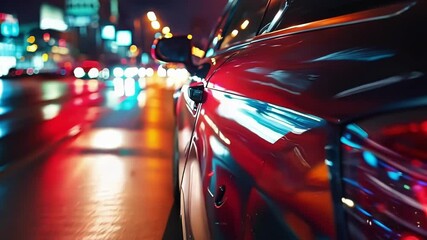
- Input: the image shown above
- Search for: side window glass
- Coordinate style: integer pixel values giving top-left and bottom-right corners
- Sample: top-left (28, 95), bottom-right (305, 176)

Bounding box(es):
top-left (277, 0), bottom-right (399, 30)
top-left (219, 0), bottom-right (270, 50)
top-left (258, 0), bottom-right (287, 34)
top-left (277, 0), bottom-right (328, 29)
top-left (205, 9), bottom-right (233, 57)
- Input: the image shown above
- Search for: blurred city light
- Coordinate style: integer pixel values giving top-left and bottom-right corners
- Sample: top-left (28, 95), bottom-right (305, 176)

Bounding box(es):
top-left (166, 68), bottom-right (175, 78)
top-left (138, 78), bottom-right (146, 89)
top-left (0, 80), bottom-right (3, 98)
top-left (341, 197), bottom-right (355, 208)
top-left (124, 78), bottom-right (136, 96)
top-left (87, 79), bottom-right (99, 92)
top-left (42, 104), bottom-right (61, 120)
top-left (147, 11), bottom-right (157, 21)
top-left (129, 45), bottom-right (138, 57)
top-left (26, 44), bottom-right (38, 52)
top-left (0, 56), bottom-right (16, 77)
top-left (51, 46), bottom-right (70, 55)
top-left (192, 46), bottom-right (205, 58)
top-left (0, 14), bottom-right (19, 37)
top-left (27, 36), bottom-right (36, 44)
top-left (74, 67), bottom-right (85, 78)
top-left (74, 79), bottom-right (85, 94)
top-left (43, 33), bottom-right (51, 42)
top-left (40, 4), bottom-right (68, 31)
top-left (157, 65), bottom-right (166, 77)
top-left (26, 68), bottom-right (34, 75)
top-left (33, 56), bottom-right (44, 69)
top-left (141, 53), bottom-right (150, 65)
top-left (100, 68), bottom-right (110, 79)
top-left (138, 68), bottom-right (146, 78)
top-left (124, 67), bottom-right (138, 78)
top-left (146, 68), bottom-right (154, 77)
top-left (151, 21), bottom-right (161, 30)
top-left (240, 20), bottom-right (249, 30)
top-left (113, 67), bottom-right (124, 78)
top-left (116, 30), bottom-right (132, 46)
top-left (154, 32), bottom-right (162, 39)
top-left (162, 26), bottom-right (170, 35)
top-left (187, 34), bottom-right (193, 40)
top-left (164, 33), bottom-right (173, 38)
top-left (231, 29), bottom-right (239, 37)
top-left (101, 25), bottom-right (116, 40)
top-left (88, 68), bottom-right (99, 78)
top-left (113, 77), bottom-right (125, 96)
top-left (137, 91), bottom-right (147, 107)
top-left (42, 53), bottom-right (49, 62)
top-left (58, 39), bottom-right (67, 47)
top-left (40, 80), bottom-right (64, 101)
top-left (90, 129), bottom-right (124, 150)
top-left (129, 45), bottom-right (138, 53)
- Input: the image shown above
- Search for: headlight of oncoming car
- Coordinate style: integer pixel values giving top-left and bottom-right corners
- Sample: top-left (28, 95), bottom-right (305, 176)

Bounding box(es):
top-left (341, 108), bottom-right (427, 240)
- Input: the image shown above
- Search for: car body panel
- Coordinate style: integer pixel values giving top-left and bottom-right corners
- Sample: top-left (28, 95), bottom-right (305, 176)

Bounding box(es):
top-left (176, 48), bottom-right (243, 239)
top-left (196, 88), bottom-right (332, 239)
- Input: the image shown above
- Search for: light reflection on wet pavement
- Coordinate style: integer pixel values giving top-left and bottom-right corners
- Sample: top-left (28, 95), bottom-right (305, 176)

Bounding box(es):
top-left (0, 76), bottom-right (179, 239)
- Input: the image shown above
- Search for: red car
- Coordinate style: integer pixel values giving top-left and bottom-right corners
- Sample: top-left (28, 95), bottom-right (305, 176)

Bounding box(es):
top-left (73, 60), bottom-right (102, 79)
top-left (152, 0), bottom-right (427, 239)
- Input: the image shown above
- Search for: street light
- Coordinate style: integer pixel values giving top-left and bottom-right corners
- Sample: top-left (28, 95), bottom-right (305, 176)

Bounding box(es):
top-left (147, 11), bottom-right (157, 21)
top-left (151, 21), bottom-right (161, 30)
top-left (162, 26), bottom-right (170, 35)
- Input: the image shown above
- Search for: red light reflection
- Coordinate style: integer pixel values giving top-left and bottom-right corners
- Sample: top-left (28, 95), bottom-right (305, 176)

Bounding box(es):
top-left (413, 184), bottom-right (427, 217)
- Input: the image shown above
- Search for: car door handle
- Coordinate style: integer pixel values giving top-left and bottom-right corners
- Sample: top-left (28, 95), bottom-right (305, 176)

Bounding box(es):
top-left (214, 185), bottom-right (226, 207)
top-left (188, 82), bottom-right (205, 104)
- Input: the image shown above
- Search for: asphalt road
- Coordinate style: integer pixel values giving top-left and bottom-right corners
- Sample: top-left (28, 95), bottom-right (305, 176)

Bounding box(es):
top-left (0, 75), bottom-right (182, 239)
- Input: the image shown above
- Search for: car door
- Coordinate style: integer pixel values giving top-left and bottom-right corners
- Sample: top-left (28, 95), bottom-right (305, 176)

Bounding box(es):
top-left (178, 0), bottom-right (275, 239)
top-left (176, 1), bottom-right (246, 239)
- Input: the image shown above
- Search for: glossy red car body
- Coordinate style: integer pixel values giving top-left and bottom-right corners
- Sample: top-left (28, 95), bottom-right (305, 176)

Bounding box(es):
top-left (153, 0), bottom-right (427, 239)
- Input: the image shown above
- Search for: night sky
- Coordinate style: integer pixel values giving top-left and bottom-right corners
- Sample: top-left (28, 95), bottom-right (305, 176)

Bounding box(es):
top-left (1, 0), bottom-right (227, 40)
top-left (1, 0), bottom-right (64, 23)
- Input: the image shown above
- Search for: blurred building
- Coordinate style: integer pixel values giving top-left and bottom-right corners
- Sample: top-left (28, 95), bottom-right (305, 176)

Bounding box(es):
top-left (65, 0), bottom-right (101, 59)
top-left (3, 4), bottom-right (78, 76)
top-left (64, 0), bottom-right (129, 64)
top-left (16, 29), bottom-right (76, 75)
top-left (0, 13), bottom-right (21, 77)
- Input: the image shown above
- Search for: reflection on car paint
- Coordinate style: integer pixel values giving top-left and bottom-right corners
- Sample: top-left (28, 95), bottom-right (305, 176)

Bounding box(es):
top-left (0, 120), bottom-right (10, 139)
top-left (311, 48), bottom-right (395, 62)
top-left (202, 114), bottom-right (231, 145)
top-left (335, 71), bottom-right (424, 98)
top-left (342, 118), bottom-right (427, 239)
top-left (245, 68), bottom-right (313, 94)
top-left (211, 90), bottom-right (323, 144)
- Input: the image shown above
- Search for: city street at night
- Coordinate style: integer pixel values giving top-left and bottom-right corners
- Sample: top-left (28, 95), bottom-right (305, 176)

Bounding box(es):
top-left (0, 75), bottom-right (181, 239)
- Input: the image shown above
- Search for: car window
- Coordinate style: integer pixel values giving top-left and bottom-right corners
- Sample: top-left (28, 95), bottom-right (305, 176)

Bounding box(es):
top-left (258, 0), bottom-right (287, 34)
top-left (219, 0), bottom-right (270, 50)
top-left (276, 0), bottom-right (400, 30)
top-left (205, 8), bottom-right (233, 58)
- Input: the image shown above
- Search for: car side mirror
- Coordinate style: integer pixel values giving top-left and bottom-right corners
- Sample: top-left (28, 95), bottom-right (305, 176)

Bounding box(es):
top-left (151, 36), bottom-right (196, 73)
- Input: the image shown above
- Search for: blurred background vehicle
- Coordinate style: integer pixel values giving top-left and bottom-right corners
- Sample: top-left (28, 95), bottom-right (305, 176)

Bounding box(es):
top-left (73, 60), bottom-right (102, 79)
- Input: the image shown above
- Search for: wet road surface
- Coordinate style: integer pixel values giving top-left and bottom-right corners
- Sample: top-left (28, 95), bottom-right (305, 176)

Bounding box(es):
top-left (0, 75), bottom-right (182, 239)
